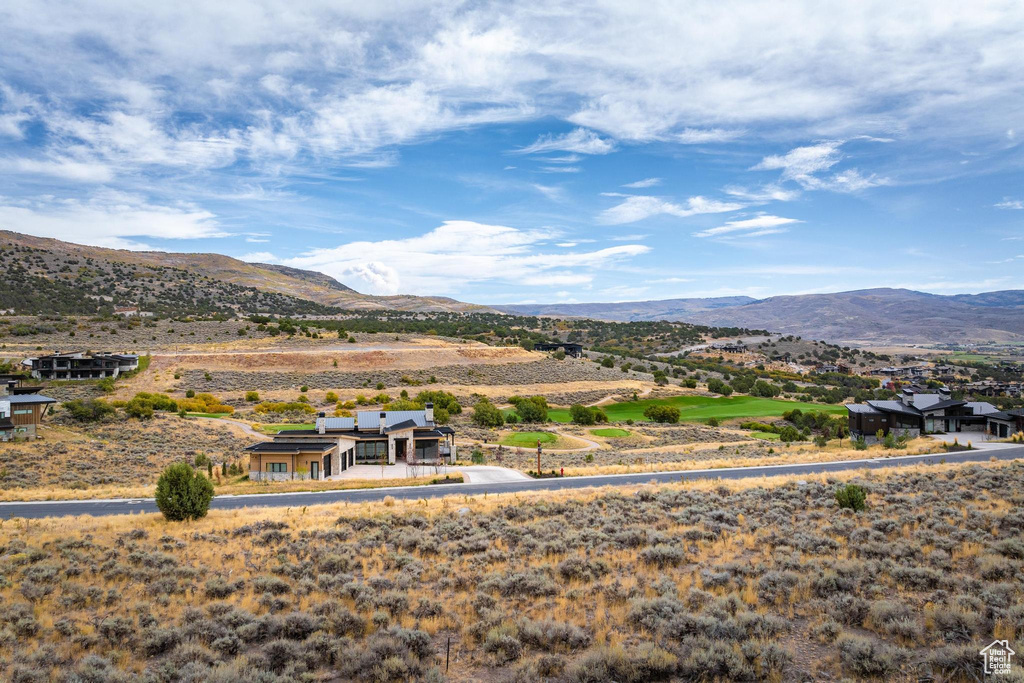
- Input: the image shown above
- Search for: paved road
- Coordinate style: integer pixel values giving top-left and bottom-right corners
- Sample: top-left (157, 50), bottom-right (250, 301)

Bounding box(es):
top-left (3, 446), bottom-right (1021, 519)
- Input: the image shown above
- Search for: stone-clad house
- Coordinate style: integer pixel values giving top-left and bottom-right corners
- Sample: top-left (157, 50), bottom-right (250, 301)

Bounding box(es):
top-left (246, 404), bottom-right (456, 481)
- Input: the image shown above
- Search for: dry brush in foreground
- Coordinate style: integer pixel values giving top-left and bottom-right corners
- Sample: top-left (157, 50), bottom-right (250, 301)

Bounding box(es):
top-left (0, 462), bottom-right (1022, 681)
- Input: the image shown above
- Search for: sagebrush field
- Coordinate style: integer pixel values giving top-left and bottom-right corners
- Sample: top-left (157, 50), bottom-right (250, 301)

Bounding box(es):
top-left (1, 462), bottom-right (1022, 681)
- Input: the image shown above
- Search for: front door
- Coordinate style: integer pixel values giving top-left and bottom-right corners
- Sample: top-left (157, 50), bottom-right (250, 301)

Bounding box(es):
top-left (310, 462), bottom-right (319, 480)
top-left (396, 439), bottom-right (407, 460)
top-left (323, 454), bottom-right (331, 477)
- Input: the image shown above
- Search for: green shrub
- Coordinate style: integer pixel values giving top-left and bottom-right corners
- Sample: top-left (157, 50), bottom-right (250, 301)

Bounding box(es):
top-left (569, 404), bottom-right (607, 425)
top-left (835, 484), bottom-right (867, 512)
top-left (155, 462), bottom-right (214, 521)
top-left (472, 398), bottom-right (505, 427)
top-left (245, 391), bottom-right (260, 402)
top-left (185, 389), bottom-right (195, 398)
top-left (706, 417), bottom-right (720, 427)
top-left (643, 405), bottom-right (680, 423)
top-left (63, 398), bottom-right (115, 422)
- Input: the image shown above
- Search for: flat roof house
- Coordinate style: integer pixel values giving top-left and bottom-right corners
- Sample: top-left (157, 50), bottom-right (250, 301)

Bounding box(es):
top-left (245, 404), bottom-right (456, 481)
top-left (25, 352), bottom-right (139, 381)
top-left (847, 391), bottom-right (1001, 442)
top-left (533, 342), bottom-right (584, 358)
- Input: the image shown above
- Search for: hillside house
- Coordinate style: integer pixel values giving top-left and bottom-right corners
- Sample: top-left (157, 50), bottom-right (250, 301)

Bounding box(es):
top-left (246, 404), bottom-right (456, 481)
top-left (0, 383), bottom-right (56, 440)
top-left (25, 352), bottom-right (139, 381)
top-left (533, 342), bottom-right (584, 358)
top-left (847, 390), bottom-right (1002, 442)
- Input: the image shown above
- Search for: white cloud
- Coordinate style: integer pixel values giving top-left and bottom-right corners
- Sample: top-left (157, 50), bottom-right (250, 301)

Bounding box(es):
top-left (282, 220), bottom-right (649, 295)
top-left (0, 191), bottom-right (226, 249)
top-left (598, 195), bottom-right (742, 225)
top-left (995, 199), bottom-right (1024, 210)
top-left (724, 184), bottom-right (801, 202)
top-left (753, 141), bottom-right (888, 192)
top-left (539, 165), bottom-right (579, 173)
top-left (241, 251), bottom-right (276, 262)
top-left (518, 128), bottom-right (615, 155)
top-left (623, 177), bottom-right (661, 188)
top-left (7, 157), bottom-right (114, 182)
top-left (676, 128), bottom-right (743, 144)
top-left (521, 273), bottom-right (592, 286)
top-left (693, 215), bottom-right (802, 238)
top-left (754, 142), bottom-right (843, 180)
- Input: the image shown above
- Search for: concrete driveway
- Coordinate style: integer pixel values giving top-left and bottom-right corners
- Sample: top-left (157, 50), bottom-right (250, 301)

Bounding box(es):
top-left (326, 462), bottom-right (530, 483)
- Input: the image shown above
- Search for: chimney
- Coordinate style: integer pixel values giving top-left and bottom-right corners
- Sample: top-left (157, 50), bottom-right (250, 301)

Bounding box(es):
top-left (939, 387), bottom-right (951, 397)
top-left (316, 412), bottom-right (326, 434)
top-left (425, 402), bottom-right (434, 423)
top-left (5, 381), bottom-right (14, 396)
top-left (379, 411), bottom-right (387, 435)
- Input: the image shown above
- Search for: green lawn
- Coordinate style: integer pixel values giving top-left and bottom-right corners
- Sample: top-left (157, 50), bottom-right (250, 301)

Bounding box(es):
top-left (186, 412), bottom-right (233, 419)
top-left (499, 431), bottom-right (557, 447)
top-left (590, 428), bottom-right (631, 438)
top-left (750, 431), bottom-right (781, 441)
top-left (254, 422), bottom-right (315, 434)
top-left (547, 395), bottom-right (845, 424)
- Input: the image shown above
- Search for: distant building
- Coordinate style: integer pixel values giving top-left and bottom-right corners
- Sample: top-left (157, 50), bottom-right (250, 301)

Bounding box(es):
top-left (25, 352), bottom-right (139, 381)
top-left (113, 306), bottom-right (138, 316)
top-left (533, 342), bottom-right (584, 358)
top-left (711, 342), bottom-right (747, 353)
top-left (246, 405), bottom-right (456, 481)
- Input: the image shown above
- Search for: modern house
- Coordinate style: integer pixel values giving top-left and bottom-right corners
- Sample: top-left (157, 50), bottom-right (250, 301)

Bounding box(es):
top-left (847, 389), bottom-right (1007, 441)
top-left (533, 342), bottom-right (584, 358)
top-left (25, 352), bottom-right (139, 381)
top-left (246, 404), bottom-right (456, 481)
top-left (986, 408), bottom-right (1024, 439)
top-left (0, 383), bottom-right (56, 440)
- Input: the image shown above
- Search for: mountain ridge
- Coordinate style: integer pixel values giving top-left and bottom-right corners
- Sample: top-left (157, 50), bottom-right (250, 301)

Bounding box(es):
top-left (0, 230), bottom-right (490, 314)
top-left (500, 287), bottom-right (1024, 344)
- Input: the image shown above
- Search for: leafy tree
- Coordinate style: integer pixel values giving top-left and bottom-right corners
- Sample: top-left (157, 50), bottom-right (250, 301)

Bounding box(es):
top-left (511, 395), bottom-right (548, 423)
top-left (472, 398), bottom-right (505, 428)
top-left (155, 462), bottom-right (215, 521)
top-left (569, 404), bottom-right (606, 425)
top-left (600, 357), bottom-right (614, 368)
top-left (643, 404), bottom-right (680, 423)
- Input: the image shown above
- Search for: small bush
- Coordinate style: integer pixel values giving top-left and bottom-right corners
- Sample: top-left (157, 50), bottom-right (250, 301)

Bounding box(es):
top-left (155, 462), bottom-right (215, 522)
top-left (835, 484), bottom-right (867, 512)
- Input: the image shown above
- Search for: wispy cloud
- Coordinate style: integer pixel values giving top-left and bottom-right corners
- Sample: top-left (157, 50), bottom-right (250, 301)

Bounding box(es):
top-left (0, 191), bottom-right (226, 249)
top-left (676, 128), bottom-right (743, 144)
top-left (693, 214), bottom-right (802, 239)
top-left (995, 198), bottom-right (1023, 210)
top-left (753, 141), bottom-right (888, 192)
top-left (622, 177), bottom-right (661, 188)
top-left (517, 128), bottom-right (615, 155)
top-left (598, 195), bottom-right (742, 225)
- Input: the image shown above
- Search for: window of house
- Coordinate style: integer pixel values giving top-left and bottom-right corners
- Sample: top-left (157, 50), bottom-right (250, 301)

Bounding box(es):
top-left (355, 441), bottom-right (388, 461)
top-left (13, 409), bottom-right (32, 415)
top-left (414, 439), bottom-right (438, 460)
top-left (267, 462), bottom-right (287, 473)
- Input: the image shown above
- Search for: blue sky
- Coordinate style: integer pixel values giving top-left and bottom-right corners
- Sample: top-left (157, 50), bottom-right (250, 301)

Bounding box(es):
top-left (1, 1), bottom-right (1022, 304)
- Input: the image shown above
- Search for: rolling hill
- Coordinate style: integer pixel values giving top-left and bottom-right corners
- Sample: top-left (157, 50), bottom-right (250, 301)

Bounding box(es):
top-left (500, 288), bottom-right (1024, 344)
top-left (0, 231), bottom-right (488, 316)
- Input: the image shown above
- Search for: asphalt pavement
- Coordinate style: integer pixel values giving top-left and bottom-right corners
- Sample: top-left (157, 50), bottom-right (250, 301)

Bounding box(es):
top-left (2, 445), bottom-right (1021, 520)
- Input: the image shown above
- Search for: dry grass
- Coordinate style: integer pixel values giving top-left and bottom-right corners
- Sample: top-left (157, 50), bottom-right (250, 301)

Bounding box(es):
top-left (1, 460), bottom-right (1021, 681)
